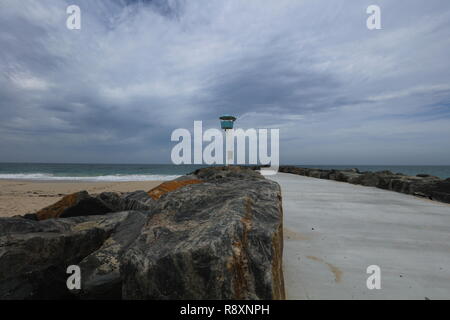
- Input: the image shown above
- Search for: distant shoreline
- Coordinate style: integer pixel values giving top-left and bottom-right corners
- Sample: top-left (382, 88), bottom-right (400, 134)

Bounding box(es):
top-left (0, 176), bottom-right (179, 182)
top-left (278, 166), bottom-right (450, 204)
top-left (1, 163), bottom-right (449, 180)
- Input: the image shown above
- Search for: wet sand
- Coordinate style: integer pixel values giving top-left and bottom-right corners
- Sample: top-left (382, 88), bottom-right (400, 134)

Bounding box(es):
top-left (0, 180), bottom-right (164, 217)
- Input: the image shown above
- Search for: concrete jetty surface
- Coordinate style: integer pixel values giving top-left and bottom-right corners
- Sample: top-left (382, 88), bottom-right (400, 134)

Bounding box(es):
top-left (269, 172), bottom-right (450, 300)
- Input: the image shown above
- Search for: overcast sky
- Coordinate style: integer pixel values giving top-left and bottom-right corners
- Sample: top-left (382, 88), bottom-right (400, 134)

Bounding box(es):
top-left (1, 0), bottom-right (449, 165)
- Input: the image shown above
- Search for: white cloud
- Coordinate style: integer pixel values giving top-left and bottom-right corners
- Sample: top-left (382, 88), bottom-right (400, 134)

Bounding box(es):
top-left (10, 72), bottom-right (50, 91)
top-left (0, 0), bottom-right (449, 164)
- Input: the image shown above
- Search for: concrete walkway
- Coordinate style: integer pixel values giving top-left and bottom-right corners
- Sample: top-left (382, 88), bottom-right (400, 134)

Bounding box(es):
top-left (268, 172), bottom-right (450, 300)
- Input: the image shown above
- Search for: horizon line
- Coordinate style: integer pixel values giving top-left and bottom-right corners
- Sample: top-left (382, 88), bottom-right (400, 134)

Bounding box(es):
top-left (0, 162), bottom-right (449, 167)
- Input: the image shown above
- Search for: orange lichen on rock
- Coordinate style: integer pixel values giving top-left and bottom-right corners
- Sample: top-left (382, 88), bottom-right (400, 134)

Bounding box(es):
top-left (36, 191), bottom-right (88, 220)
top-left (35, 190), bottom-right (112, 220)
top-left (147, 179), bottom-right (203, 200)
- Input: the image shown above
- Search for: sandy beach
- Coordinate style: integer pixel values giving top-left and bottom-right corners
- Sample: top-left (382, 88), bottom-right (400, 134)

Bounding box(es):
top-left (0, 179), bottom-right (164, 217)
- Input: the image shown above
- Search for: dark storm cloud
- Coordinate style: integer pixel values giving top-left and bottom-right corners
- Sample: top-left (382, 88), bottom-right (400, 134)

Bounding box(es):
top-left (199, 53), bottom-right (341, 116)
top-left (1, 0), bottom-right (450, 164)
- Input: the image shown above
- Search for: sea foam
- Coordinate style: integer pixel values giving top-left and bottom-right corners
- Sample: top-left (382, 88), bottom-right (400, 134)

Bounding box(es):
top-left (0, 173), bottom-right (180, 181)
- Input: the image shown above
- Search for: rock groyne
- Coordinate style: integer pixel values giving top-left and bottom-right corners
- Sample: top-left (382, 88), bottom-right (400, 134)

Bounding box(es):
top-left (0, 166), bottom-right (285, 300)
top-left (278, 166), bottom-right (450, 204)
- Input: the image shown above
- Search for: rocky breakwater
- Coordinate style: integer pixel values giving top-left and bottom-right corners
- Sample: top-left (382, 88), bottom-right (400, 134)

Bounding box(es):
top-left (279, 166), bottom-right (450, 203)
top-left (0, 166), bottom-right (285, 300)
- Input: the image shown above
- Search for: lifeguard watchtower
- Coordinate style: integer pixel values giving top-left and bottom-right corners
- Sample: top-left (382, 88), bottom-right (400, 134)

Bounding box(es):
top-left (220, 115), bottom-right (236, 165)
top-left (220, 115), bottom-right (236, 130)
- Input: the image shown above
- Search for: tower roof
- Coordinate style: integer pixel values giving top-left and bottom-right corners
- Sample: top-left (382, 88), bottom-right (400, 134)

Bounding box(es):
top-left (219, 115), bottom-right (236, 121)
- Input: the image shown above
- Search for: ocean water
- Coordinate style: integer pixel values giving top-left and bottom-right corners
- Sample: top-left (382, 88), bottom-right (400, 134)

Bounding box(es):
top-left (0, 163), bottom-right (206, 181)
top-left (0, 163), bottom-right (449, 181)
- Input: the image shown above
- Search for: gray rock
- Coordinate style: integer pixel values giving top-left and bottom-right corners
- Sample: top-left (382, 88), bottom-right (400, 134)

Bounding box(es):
top-left (97, 191), bottom-right (153, 212)
top-left (277, 166), bottom-right (450, 204)
top-left (121, 166), bottom-right (285, 300)
top-left (22, 213), bottom-right (38, 221)
top-left (31, 190), bottom-right (153, 222)
top-left (35, 191), bottom-right (112, 220)
top-left (334, 171), bottom-right (361, 183)
top-left (95, 192), bottom-right (124, 212)
top-left (121, 190), bottom-right (155, 210)
top-left (415, 178), bottom-right (450, 203)
top-left (351, 173), bottom-right (379, 187)
top-left (76, 211), bottom-right (147, 299)
top-left (192, 165), bottom-right (263, 183)
top-left (0, 211), bottom-right (146, 300)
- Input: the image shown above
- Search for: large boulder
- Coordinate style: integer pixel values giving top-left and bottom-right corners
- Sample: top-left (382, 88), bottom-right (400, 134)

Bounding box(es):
top-left (76, 211), bottom-right (147, 299)
top-left (352, 171), bottom-right (398, 188)
top-left (97, 191), bottom-right (154, 212)
top-left (121, 166), bottom-right (285, 300)
top-left (35, 191), bottom-right (112, 220)
top-left (334, 169), bottom-right (361, 183)
top-left (414, 178), bottom-right (450, 202)
top-left (34, 190), bottom-right (155, 222)
top-left (147, 179), bottom-right (203, 200)
top-left (0, 211), bottom-right (146, 299)
top-left (354, 172), bottom-right (380, 187)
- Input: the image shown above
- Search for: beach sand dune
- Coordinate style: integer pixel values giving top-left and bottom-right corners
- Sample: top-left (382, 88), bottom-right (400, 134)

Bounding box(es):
top-left (0, 180), bottom-right (164, 217)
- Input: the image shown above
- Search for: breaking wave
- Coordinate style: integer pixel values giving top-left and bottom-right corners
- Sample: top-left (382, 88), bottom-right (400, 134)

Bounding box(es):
top-left (0, 173), bottom-right (180, 181)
